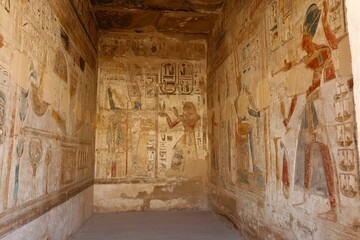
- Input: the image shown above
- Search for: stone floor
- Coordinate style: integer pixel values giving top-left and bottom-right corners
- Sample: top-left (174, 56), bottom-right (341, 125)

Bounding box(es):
top-left (70, 211), bottom-right (242, 240)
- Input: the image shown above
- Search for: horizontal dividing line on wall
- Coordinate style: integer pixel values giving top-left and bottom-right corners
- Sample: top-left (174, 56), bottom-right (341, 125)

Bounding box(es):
top-left (20, 127), bottom-right (92, 146)
top-left (94, 178), bottom-right (204, 185)
top-left (0, 180), bottom-right (93, 238)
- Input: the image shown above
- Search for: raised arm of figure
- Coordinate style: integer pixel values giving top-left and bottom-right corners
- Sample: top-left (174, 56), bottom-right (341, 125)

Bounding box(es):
top-left (159, 112), bottom-right (180, 129)
top-left (322, 0), bottom-right (339, 49)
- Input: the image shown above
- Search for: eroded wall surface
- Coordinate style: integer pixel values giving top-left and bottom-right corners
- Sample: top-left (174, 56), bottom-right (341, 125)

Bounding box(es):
top-left (207, 0), bottom-right (360, 239)
top-left (95, 32), bottom-right (208, 212)
top-left (0, 0), bottom-right (97, 238)
top-left (4, 186), bottom-right (93, 240)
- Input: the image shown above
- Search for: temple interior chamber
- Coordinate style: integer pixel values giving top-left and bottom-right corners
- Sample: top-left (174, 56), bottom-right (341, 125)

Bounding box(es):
top-left (1, 0), bottom-right (360, 239)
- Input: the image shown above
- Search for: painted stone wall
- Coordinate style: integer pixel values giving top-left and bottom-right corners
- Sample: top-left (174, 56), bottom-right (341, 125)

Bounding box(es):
top-left (347, 0), bottom-right (360, 177)
top-left (207, 0), bottom-right (360, 239)
top-left (95, 32), bottom-right (208, 212)
top-left (0, 0), bottom-right (97, 238)
top-left (4, 186), bottom-right (93, 240)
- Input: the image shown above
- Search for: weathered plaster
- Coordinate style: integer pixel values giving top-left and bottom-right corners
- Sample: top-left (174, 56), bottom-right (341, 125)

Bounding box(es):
top-left (90, 0), bottom-right (224, 33)
top-left (3, 186), bottom-right (93, 240)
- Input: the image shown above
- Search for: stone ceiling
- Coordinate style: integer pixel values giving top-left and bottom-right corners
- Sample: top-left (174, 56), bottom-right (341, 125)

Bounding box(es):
top-left (90, 0), bottom-right (224, 34)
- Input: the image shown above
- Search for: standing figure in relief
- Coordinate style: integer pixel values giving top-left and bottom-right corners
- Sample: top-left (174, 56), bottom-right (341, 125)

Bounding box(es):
top-left (281, 1), bottom-right (339, 221)
top-left (235, 77), bottom-right (262, 184)
top-left (159, 102), bottom-right (200, 172)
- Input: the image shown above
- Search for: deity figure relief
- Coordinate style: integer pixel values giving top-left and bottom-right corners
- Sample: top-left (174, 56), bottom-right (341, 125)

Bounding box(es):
top-left (279, 1), bottom-right (340, 221)
top-left (235, 77), bottom-right (263, 186)
top-left (159, 102), bottom-right (200, 172)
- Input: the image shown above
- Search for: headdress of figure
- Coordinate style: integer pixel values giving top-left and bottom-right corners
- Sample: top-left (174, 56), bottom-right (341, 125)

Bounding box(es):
top-left (303, 4), bottom-right (321, 38)
top-left (183, 101), bottom-right (197, 114)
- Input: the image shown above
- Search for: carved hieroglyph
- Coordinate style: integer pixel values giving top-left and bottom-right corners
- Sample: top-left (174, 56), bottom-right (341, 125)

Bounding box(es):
top-left (267, 0), bottom-right (293, 51)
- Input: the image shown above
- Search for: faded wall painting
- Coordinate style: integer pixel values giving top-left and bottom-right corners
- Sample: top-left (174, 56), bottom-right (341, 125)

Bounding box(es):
top-left (209, 26), bottom-right (268, 194)
top-left (0, 0), bottom-right (97, 237)
top-left (208, 0), bottom-right (360, 239)
top-left (95, 32), bottom-right (208, 212)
